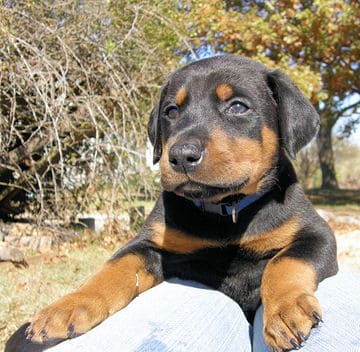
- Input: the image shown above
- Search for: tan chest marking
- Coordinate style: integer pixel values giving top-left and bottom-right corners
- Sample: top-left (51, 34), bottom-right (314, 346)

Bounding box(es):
top-left (151, 222), bottom-right (221, 253)
top-left (239, 216), bottom-right (300, 253)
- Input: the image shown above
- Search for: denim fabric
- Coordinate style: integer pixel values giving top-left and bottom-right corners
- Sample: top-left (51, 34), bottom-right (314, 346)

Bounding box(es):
top-left (48, 267), bottom-right (360, 352)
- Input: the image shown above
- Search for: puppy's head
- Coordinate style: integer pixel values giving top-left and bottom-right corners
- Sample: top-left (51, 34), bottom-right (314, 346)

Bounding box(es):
top-left (148, 55), bottom-right (319, 202)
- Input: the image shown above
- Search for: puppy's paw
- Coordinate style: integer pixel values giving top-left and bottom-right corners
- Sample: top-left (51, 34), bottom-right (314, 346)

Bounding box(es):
top-left (26, 292), bottom-right (109, 344)
top-left (263, 292), bottom-right (322, 351)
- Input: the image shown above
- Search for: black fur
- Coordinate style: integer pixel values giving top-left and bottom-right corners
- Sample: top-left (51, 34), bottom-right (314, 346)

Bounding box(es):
top-left (267, 69), bottom-right (320, 158)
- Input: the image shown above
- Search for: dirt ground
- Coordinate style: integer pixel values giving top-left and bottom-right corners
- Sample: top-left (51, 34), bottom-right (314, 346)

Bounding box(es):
top-left (325, 211), bottom-right (360, 273)
top-left (307, 189), bottom-right (360, 272)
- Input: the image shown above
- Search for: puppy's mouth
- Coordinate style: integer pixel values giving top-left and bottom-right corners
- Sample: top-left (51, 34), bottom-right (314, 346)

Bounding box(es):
top-left (172, 177), bottom-right (249, 202)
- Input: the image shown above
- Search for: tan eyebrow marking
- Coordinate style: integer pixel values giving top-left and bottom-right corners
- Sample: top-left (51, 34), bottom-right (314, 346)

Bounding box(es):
top-left (175, 87), bottom-right (187, 106)
top-left (216, 83), bottom-right (233, 101)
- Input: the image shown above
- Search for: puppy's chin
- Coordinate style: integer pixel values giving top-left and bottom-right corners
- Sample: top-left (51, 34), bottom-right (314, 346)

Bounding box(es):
top-left (170, 178), bottom-right (249, 203)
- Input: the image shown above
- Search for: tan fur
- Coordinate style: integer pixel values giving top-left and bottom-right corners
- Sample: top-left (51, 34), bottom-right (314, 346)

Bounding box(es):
top-left (240, 216), bottom-right (300, 253)
top-left (159, 125), bottom-right (278, 199)
top-left (261, 257), bottom-right (320, 350)
top-left (29, 254), bottom-right (155, 342)
top-left (216, 83), bottom-right (233, 101)
top-left (151, 222), bottom-right (220, 253)
top-left (175, 87), bottom-right (187, 106)
top-left (262, 257), bottom-right (317, 303)
top-left (86, 254), bottom-right (156, 313)
top-left (195, 126), bottom-right (278, 194)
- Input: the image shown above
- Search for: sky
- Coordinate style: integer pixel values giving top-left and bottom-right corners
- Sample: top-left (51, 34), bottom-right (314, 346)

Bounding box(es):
top-left (333, 94), bottom-right (360, 146)
top-left (347, 127), bottom-right (360, 146)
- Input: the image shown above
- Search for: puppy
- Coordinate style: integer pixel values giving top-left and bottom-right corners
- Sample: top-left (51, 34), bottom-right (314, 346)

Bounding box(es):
top-left (6, 55), bottom-right (337, 352)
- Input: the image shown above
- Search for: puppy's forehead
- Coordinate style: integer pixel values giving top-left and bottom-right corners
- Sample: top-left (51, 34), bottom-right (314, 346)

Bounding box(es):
top-left (167, 66), bottom-right (267, 102)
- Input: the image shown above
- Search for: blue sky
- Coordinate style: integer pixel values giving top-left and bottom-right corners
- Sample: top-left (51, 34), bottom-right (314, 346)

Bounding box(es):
top-left (334, 94), bottom-right (360, 146)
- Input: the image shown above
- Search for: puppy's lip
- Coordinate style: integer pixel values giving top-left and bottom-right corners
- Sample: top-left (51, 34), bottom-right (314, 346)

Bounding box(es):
top-left (173, 177), bottom-right (249, 201)
top-left (186, 177), bottom-right (249, 191)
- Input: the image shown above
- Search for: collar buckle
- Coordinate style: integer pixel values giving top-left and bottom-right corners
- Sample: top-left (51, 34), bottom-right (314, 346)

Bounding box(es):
top-left (231, 202), bottom-right (238, 223)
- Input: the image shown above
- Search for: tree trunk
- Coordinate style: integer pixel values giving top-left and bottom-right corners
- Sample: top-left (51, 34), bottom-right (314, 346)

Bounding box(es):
top-left (316, 118), bottom-right (339, 189)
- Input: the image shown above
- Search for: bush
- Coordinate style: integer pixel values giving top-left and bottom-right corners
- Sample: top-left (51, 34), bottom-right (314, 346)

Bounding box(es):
top-left (0, 1), bottom-right (178, 223)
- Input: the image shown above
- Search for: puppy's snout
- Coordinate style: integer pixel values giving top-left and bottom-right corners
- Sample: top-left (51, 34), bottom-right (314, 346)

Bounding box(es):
top-left (169, 142), bottom-right (204, 173)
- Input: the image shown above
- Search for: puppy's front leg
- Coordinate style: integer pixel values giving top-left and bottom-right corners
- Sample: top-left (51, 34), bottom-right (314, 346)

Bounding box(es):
top-left (27, 247), bottom-right (161, 344)
top-left (260, 217), bottom-right (338, 352)
top-left (261, 256), bottom-right (322, 351)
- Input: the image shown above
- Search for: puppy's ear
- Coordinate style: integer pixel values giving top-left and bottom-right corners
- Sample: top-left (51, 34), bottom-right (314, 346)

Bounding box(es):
top-left (147, 82), bottom-right (168, 164)
top-left (267, 70), bottom-right (320, 159)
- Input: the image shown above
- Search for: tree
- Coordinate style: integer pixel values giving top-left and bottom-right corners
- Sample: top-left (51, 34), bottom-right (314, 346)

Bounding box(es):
top-left (175, 0), bottom-right (360, 189)
top-left (0, 0), bottom-right (181, 221)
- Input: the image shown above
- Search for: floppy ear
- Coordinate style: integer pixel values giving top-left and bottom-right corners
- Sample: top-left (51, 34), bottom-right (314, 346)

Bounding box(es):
top-left (267, 70), bottom-right (320, 159)
top-left (147, 82), bottom-right (168, 164)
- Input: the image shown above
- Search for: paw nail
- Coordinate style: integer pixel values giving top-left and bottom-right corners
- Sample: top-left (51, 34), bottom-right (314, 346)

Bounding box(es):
top-left (312, 311), bottom-right (323, 323)
top-left (25, 326), bottom-right (33, 340)
top-left (67, 323), bottom-right (76, 338)
top-left (290, 338), bottom-right (301, 349)
top-left (298, 331), bottom-right (306, 344)
top-left (40, 329), bottom-right (48, 342)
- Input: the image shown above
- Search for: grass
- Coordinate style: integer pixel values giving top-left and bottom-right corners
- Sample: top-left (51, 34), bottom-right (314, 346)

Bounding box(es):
top-left (306, 188), bottom-right (360, 213)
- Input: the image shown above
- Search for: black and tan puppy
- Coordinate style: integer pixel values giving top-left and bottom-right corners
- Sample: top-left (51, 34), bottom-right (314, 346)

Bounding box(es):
top-left (7, 55), bottom-right (338, 352)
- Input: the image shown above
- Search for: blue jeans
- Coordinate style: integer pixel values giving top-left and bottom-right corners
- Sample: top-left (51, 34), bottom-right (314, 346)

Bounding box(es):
top-left (47, 267), bottom-right (360, 352)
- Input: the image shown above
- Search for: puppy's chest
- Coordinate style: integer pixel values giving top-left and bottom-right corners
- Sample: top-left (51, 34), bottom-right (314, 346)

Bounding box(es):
top-left (154, 212), bottom-right (299, 258)
top-left (161, 244), bottom-right (270, 277)
top-left (161, 245), bottom-right (268, 312)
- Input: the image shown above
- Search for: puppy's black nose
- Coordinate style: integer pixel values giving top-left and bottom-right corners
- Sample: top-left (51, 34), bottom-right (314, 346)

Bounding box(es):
top-left (169, 142), bottom-right (204, 172)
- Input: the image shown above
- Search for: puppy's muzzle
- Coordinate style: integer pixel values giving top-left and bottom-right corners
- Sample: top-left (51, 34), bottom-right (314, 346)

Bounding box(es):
top-left (168, 141), bottom-right (204, 173)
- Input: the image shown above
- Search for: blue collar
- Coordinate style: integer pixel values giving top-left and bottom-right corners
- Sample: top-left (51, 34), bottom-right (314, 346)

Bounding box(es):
top-left (193, 189), bottom-right (270, 223)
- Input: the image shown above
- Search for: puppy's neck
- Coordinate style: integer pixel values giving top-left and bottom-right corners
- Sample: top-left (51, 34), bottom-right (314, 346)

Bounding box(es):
top-left (192, 189), bottom-right (270, 223)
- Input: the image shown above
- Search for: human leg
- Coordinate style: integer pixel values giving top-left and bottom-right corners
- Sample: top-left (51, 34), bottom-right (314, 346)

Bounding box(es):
top-left (45, 278), bottom-right (252, 352)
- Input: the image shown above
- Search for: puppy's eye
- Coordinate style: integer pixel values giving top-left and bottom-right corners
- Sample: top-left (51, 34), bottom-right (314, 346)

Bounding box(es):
top-left (164, 106), bottom-right (179, 119)
top-left (226, 101), bottom-right (248, 115)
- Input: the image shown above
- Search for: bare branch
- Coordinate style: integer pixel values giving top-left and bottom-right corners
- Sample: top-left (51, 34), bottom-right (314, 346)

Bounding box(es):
top-left (0, 1), bottom-right (181, 222)
top-left (335, 99), bottom-right (360, 118)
